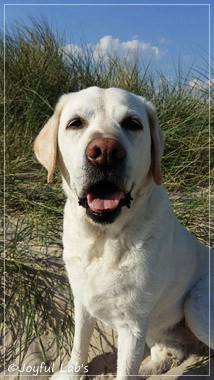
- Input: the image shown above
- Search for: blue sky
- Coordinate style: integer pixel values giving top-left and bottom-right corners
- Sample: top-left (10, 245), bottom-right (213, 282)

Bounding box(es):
top-left (2, 1), bottom-right (213, 82)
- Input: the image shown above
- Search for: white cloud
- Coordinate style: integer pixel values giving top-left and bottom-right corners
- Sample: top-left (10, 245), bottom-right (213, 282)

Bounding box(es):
top-left (188, 78), bottom-right (214, 101)
top-left (189, 78), bottom-right (214, 91)
top-left (64, 43), bottom-right (82, 56)
top-left (158, 37), bottom-right (167, 45)
top-left (64, 35), bottom-right (165, 63)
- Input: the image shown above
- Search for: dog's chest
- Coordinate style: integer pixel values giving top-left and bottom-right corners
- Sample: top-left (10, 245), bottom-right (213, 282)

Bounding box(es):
top-left (64, 234), bottom-right (148, 326)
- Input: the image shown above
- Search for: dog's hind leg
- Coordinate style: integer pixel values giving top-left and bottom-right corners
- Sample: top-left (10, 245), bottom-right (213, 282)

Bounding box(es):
top-left (140, 342), bottom-right (185, 376)
top-left (140, 319), bottom-right (200, 376)
top-left (184, 274), bottom-right (214, 349)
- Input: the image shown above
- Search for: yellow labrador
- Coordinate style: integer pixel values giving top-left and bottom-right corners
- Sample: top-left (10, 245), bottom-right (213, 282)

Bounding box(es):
top-left (34, 87), bottom-right (213, 379)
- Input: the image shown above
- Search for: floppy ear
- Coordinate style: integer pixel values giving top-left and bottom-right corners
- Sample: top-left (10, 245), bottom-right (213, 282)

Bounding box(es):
top-left (34, 96), bottom-right (67, 182)
top-left (146, 101), bottom-right (164, 185)
top-left (34, 113), bottom-right (59, 182)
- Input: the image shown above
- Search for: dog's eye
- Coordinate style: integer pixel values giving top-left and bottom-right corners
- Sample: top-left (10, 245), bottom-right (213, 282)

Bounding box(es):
top-left (66, 118), bottom-right (83, 129)
top-left (121, 117), bottom-right (143, 131)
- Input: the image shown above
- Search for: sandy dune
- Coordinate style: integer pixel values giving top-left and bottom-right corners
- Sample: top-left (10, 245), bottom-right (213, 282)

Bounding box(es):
top-left (2, 314), bottom-right (213, 380)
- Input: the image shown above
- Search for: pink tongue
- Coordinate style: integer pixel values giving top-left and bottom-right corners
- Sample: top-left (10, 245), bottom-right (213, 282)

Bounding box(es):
top-left (87, 191), bottom-right (123, 212)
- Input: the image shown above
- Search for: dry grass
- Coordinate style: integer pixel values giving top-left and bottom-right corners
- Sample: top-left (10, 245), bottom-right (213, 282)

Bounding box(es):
top-left (1, 18), bottom-right (213, 370)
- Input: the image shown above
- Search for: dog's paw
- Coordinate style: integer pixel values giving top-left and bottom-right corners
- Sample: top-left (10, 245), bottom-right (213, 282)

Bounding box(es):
top-left (140, 356), bottom-right (182, 377)
top-left (50, 371), bottom-right (86, 380)
top-left (50, 372), bottom-right (70, 380)
top-left (112, 375), bottom-right (145, 380)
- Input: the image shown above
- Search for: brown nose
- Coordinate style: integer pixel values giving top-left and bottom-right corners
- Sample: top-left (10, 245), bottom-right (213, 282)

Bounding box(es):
top-left (86, 138), bottom-right (125, 167)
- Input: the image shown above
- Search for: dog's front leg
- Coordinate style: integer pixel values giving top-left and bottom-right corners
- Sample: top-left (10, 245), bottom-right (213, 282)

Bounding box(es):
top-left (116, 318), bottom-right (148, 380)
top-left (70, 299), bottom-right (96, 370)
top-left (51, 299), bottom-right (96, 380)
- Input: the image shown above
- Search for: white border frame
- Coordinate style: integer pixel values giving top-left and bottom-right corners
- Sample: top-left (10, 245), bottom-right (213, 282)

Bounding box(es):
top-left (3, 2), bottom-right (212, 377)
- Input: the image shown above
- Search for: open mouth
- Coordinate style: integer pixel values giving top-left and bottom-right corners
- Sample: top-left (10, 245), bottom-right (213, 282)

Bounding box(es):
top-left (78, 181), bottom-right (133, 224)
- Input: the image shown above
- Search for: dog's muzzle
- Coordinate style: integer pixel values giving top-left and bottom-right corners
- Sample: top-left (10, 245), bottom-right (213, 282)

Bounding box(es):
top-left (78, 137), bottom-right (133, 224)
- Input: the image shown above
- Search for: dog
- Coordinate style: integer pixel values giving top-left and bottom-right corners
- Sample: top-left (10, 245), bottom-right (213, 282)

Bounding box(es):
top-left (34, 87), bottom-right (213, 379)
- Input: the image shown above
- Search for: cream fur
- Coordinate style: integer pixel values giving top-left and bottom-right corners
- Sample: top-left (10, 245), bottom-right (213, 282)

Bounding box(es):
top-left (34, 87), bottom-right (213, 380)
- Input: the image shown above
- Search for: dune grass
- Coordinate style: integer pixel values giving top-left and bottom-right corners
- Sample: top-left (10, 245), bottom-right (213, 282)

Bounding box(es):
top-left (1, 18), bottom-right (213, 369)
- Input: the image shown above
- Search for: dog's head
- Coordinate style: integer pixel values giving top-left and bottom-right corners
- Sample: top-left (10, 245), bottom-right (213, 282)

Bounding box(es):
top-left (34, 87), bottom-right (163, 225)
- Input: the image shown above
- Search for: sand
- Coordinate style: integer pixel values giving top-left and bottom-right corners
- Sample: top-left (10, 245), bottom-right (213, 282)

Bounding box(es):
top-left (2, 301), bottom-right (213, 380)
